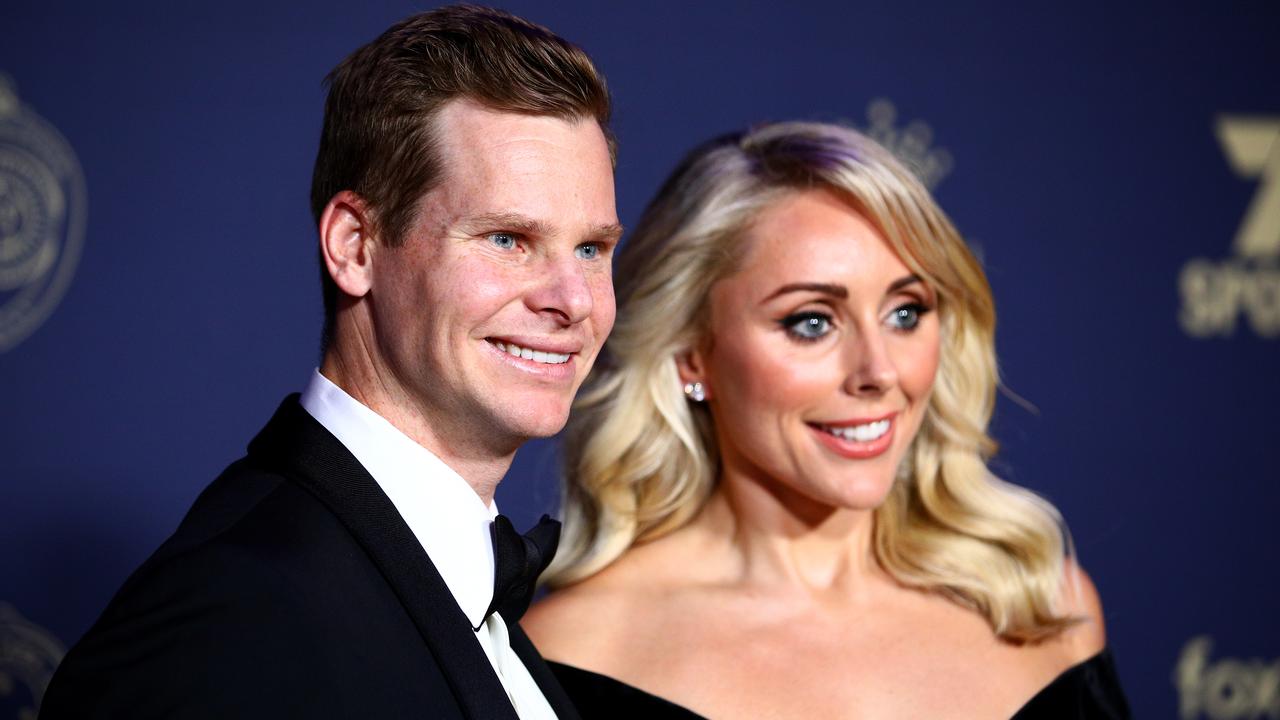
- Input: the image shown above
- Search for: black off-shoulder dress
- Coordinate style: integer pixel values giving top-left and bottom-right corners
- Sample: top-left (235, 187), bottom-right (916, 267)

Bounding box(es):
top-left (549, 648), bottom-right (1130, 719)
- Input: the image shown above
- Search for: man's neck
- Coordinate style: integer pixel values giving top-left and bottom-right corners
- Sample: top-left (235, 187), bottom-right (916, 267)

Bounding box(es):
top-left (318, 353), bottom-right (513, 505)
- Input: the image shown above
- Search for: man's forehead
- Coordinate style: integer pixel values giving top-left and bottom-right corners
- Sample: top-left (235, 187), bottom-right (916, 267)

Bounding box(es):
top-left (434, 98), bottom-right (605, 164)
top-left (421, 99), bottom-right (617, 234)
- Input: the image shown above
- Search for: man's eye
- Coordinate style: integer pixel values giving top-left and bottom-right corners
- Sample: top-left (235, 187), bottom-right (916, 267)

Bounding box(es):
top-left (781, 312), bottom-right (833, 342)
top-left (488, 233), bottom-right (518, 250)
top-left (575, 243), bottom-right (600, 260)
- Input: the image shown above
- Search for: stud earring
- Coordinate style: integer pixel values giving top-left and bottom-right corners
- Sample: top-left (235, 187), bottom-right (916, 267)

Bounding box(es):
top-left (683, 381), bottom-right (706, 402)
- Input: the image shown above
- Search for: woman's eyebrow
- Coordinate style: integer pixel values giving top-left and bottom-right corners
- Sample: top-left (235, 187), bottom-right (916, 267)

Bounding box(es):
top-left (887, 274), bottom-right (923, 293)
top-left (765, 282), bottom-right (848, 300)
top-left (764, 275), bottom-right (923, 301)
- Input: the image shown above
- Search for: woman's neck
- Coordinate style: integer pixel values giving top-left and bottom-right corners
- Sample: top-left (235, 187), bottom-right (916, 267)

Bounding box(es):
top-left (693, 471), bottom-right (886, 598)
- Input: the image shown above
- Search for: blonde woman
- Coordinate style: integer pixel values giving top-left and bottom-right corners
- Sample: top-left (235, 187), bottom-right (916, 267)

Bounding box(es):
top-left (524, 122), bottom-right (1129, 719)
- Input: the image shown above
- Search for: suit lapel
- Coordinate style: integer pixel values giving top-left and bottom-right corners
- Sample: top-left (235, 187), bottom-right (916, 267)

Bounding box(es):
top-left (248, 396), bottom-right (519, 720)
top-left (508, 620), bottom-right (582, 720)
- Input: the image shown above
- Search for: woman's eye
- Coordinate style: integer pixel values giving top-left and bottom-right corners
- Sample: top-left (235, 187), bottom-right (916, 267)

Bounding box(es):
top-left (888, 303), bottom-right (929, 330)
top-left (575, 243), bottom-right (600, 260)
top-left (782, 312), bottom-right (833, 341)
top-left (488, 233), bottom-right (518, 250)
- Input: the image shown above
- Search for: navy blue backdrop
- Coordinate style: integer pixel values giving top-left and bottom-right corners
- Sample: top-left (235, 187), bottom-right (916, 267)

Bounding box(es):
top-left (2, 2), bottom-right (1278, 717)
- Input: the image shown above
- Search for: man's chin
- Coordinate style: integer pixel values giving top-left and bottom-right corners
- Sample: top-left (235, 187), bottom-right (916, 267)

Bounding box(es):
top-left (513, 415), bottom-right (571, 441)
top-left (487, 402), bottom-right (572, 443)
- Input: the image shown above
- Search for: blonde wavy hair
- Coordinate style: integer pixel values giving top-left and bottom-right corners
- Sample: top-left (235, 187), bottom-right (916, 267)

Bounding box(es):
top-left (550, 121), bottom-right (1074, 642)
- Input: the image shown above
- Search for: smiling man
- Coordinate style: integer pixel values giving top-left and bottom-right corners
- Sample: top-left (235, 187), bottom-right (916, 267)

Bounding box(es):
top-left (42, 7), bottom-right (618, 718)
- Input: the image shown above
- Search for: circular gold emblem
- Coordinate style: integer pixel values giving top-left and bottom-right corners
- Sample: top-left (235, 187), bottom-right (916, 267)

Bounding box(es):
top-left (0, 74), bottom-right (87, 353)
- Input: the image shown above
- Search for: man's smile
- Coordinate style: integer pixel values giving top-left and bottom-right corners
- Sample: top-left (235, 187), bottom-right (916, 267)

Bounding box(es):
top-left (487, 339), bottom-right (572, 365)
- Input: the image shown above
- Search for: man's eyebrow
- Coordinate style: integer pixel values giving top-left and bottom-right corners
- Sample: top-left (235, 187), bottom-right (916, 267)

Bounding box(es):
top-left (463, 212), bottom-right (553, 236)
top-left (462, 213), bottom-right (623, 242)
top-left (765, 282), bottom-right (849, 300)
top-left (587, 223), bottom-right (625, 243)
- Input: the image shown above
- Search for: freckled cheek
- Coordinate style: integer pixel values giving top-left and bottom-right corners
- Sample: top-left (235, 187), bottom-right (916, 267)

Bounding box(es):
top-left (588, 274), bottom-right (616, 335)
top-left (435, 262), bottom-right (525, 315)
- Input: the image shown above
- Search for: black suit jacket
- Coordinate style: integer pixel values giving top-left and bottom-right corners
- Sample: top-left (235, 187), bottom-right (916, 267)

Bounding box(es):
top-left (41, 396), bottom-right (579, 719)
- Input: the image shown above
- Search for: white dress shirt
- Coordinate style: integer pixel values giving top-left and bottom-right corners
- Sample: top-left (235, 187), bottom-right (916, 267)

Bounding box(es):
top-left (299, 370), bottom-right (557, 719)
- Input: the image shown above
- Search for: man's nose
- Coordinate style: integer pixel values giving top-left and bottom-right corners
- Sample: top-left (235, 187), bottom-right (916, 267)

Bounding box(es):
top-left (528, 252), bottom-right (594, 325)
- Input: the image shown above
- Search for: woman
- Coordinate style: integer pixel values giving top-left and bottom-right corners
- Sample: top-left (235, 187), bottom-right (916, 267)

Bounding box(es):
top-left (524, 122), bottom-right (1128, 718)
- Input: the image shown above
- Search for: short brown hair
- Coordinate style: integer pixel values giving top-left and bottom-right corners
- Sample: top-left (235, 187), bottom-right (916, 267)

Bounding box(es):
top-left (310, 4), bottom-right (613, 349)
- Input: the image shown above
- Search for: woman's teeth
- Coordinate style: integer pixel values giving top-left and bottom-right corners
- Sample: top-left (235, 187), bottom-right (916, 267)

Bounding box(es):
top-left (820, 419), bottom-right (891, 442)
top-left (492, 341), bottom-right (570, 365)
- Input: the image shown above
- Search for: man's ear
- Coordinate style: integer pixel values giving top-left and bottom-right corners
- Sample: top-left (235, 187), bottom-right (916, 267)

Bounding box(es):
top-left (319, 190), bottom-right (376, 299)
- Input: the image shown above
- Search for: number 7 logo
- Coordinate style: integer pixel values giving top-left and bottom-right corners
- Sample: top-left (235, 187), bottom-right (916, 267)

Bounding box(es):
top-left (1217, 116), bottom-right (1280, 259)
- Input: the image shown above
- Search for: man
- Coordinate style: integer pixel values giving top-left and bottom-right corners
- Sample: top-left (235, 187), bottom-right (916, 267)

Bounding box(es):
top-left (41, 6), bottom-right (619, 718)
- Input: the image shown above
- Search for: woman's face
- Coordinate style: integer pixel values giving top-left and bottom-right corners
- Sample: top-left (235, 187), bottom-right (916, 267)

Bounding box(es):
top-left (687, 189), bottom-right (941, 513)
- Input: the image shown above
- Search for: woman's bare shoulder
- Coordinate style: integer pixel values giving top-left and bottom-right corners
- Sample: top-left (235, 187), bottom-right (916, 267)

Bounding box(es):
top-left (1018, 558), bottom-right (1108, 675)
top-left (524, 575), bottom-right (627, 653)
top-left (1057, 559), bottom-right (1108, 662)
top-left (524, 545), bottom-right (673, 667)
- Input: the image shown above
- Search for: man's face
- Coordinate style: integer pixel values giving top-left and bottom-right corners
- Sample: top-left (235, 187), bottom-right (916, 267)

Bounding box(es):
top-left (368, 99), bottom-right (619, 456)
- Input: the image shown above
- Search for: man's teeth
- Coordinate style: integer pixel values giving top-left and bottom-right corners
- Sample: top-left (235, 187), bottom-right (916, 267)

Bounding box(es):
top-left (822, 419), bottom-right (891, 442)
top-left (492, 341), bottom-right (570, 365)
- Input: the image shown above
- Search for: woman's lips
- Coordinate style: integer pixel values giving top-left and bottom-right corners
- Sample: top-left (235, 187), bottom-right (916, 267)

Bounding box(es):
top-left (809, 414), bottom-right (896, 459)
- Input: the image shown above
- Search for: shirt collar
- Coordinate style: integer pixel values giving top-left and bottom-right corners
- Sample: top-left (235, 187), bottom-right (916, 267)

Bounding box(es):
top-left (299, 369), bottom-right (496, 629)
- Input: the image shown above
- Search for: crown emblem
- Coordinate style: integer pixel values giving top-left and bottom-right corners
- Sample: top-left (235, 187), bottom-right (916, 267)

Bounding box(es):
top-left (862, 98), bottom-right (954, 190)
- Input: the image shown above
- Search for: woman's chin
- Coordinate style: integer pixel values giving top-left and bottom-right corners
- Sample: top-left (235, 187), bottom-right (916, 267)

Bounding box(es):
top-left (774, 473), bottom-right (898, 518)
top-left (830, 480), bottom-right (896, 513)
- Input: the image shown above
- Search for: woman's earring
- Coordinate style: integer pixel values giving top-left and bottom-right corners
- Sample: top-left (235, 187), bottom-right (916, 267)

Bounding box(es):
top-left (683, 381), bottom-right (706, 402)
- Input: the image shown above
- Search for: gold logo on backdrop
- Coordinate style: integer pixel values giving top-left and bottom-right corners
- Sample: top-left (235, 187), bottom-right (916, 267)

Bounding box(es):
top-left (1179, 116), bottom-right (1280, 338)
top-left (1175, 635), bottom-right (1280, 719)
top-left (0, 73), bottom-right (87, 353)
top-left (0, 603), bottom-right (65, 720)
top-left (862, 99), bottom-right (954, 190)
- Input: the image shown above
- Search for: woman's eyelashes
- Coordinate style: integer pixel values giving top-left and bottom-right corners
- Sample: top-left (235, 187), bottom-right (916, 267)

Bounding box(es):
top-left (780, 301), bottom-right (933, 342)
top-left (886, 301), bottom-right (933, 331)
top-left (781, 311), bottom-right (834, 342)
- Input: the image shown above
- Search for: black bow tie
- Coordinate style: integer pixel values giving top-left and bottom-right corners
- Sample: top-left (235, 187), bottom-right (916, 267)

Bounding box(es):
top-left (479, 514), bottom-right (560, 629)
